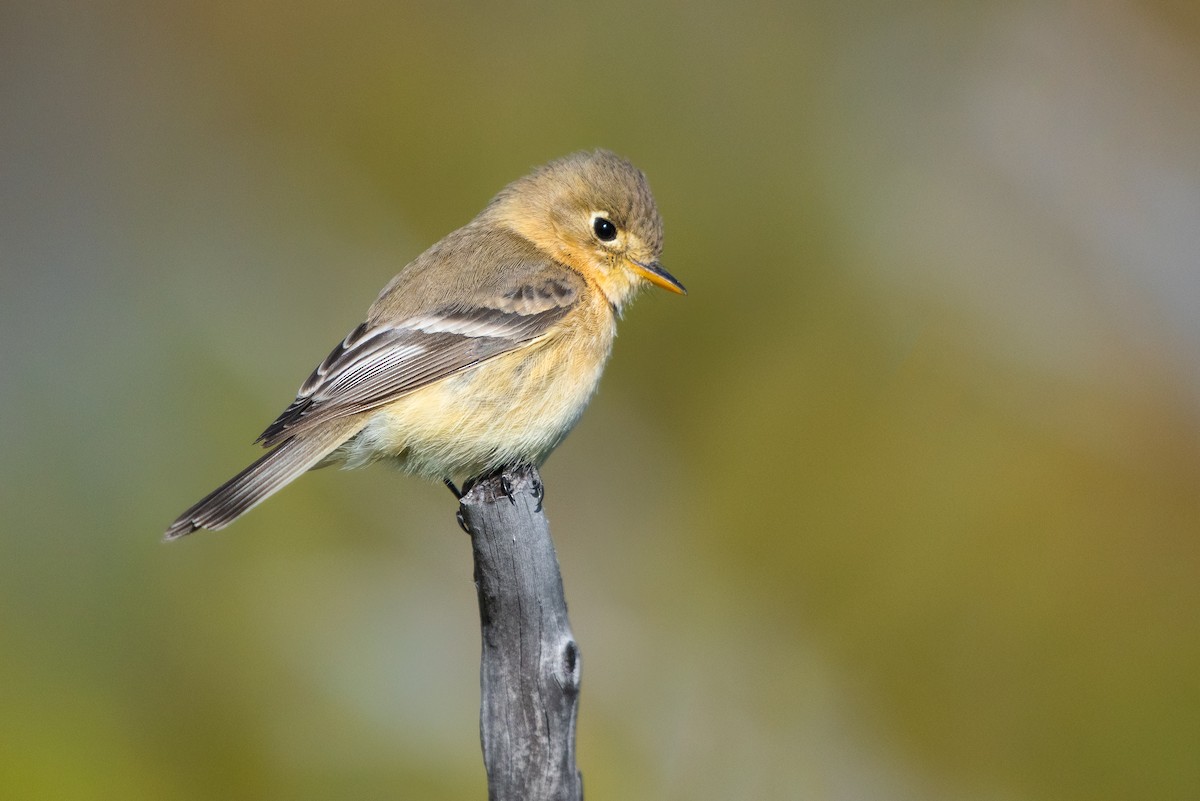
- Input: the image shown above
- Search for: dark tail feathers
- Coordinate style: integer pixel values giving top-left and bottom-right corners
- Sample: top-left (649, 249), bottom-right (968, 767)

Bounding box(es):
top-left (164, 431), bottom-right (349, 541)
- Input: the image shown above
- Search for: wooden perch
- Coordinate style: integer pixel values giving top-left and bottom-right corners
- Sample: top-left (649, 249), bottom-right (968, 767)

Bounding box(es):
top-left (457, 464), bottom-right (583, 801)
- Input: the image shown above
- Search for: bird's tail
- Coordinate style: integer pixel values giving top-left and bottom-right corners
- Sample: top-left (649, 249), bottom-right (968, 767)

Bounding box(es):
top-left (164, 427), bottom-right (354, 541)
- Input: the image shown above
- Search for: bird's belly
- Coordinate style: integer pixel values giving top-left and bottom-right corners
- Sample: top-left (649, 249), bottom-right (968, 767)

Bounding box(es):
top-left (343, 332), bottom-right (611, 480)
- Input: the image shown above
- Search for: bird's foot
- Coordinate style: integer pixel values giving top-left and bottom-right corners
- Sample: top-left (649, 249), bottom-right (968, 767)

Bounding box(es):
top-left (531, 474), bottom-right (544, 512)
top-left (499, 473), bottom-right (517, 505)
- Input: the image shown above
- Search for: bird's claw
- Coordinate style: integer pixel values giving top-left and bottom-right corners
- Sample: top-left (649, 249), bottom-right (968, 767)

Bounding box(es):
top-left (532, 475), bottom-right (544, 512)
top-left (500, 474), bottom-right (517, 505)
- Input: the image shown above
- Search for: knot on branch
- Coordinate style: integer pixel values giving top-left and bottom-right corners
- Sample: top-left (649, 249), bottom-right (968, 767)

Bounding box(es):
top-left (550, 637), bottom-right (582, 696)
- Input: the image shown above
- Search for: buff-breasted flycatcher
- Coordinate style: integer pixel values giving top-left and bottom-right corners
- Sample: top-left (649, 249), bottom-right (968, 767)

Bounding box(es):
top-left (165, 150), bottom-right (684, 540)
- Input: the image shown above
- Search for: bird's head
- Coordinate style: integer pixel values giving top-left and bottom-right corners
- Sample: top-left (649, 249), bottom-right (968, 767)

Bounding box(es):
top-left (489, 150), bottom-right (685, 310)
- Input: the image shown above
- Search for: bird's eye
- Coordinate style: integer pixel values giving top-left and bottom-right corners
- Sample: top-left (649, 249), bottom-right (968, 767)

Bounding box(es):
top-left (592, 216), bottom-right (618, 242)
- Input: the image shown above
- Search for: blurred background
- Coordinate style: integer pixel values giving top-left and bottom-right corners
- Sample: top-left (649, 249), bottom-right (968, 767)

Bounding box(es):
top-left (3, 1), bottom-right (1198, 799)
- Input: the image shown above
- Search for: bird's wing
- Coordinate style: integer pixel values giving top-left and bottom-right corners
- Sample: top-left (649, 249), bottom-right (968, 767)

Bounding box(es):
top-left (255, 270), bottom-right (582, 447)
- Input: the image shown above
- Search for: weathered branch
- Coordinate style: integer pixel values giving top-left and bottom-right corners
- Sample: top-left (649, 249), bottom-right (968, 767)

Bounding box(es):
top-left (457, 464), bottom-right (583, 801)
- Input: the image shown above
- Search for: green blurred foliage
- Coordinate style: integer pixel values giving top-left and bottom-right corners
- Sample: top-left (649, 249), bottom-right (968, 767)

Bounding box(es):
top-left (3, 1), bottom-right (1199, 799)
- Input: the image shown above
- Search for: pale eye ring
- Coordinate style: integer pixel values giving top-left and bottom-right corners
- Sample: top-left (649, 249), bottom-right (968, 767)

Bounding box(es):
top-left (592, 215), bottom-right (618, 242)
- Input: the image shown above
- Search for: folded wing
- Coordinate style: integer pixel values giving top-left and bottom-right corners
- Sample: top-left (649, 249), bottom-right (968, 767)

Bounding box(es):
top-left (257, 275), bottom-right (581, 448)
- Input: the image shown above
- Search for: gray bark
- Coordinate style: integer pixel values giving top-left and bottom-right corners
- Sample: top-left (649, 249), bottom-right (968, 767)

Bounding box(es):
top-left (457, 464), bottom-right (583, 801)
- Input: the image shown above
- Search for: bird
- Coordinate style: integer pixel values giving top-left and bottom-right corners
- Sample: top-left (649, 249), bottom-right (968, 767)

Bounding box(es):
top-left (164, 150), bottom-right (684, 540)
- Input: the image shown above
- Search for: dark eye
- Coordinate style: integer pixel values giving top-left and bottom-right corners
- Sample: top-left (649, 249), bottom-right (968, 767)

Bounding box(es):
top-left (592, 216), bottom-right (618, 242)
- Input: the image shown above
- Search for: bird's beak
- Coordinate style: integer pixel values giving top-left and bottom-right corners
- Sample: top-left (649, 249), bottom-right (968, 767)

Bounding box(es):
top-left (630, 259), bottom-right (687, 295)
